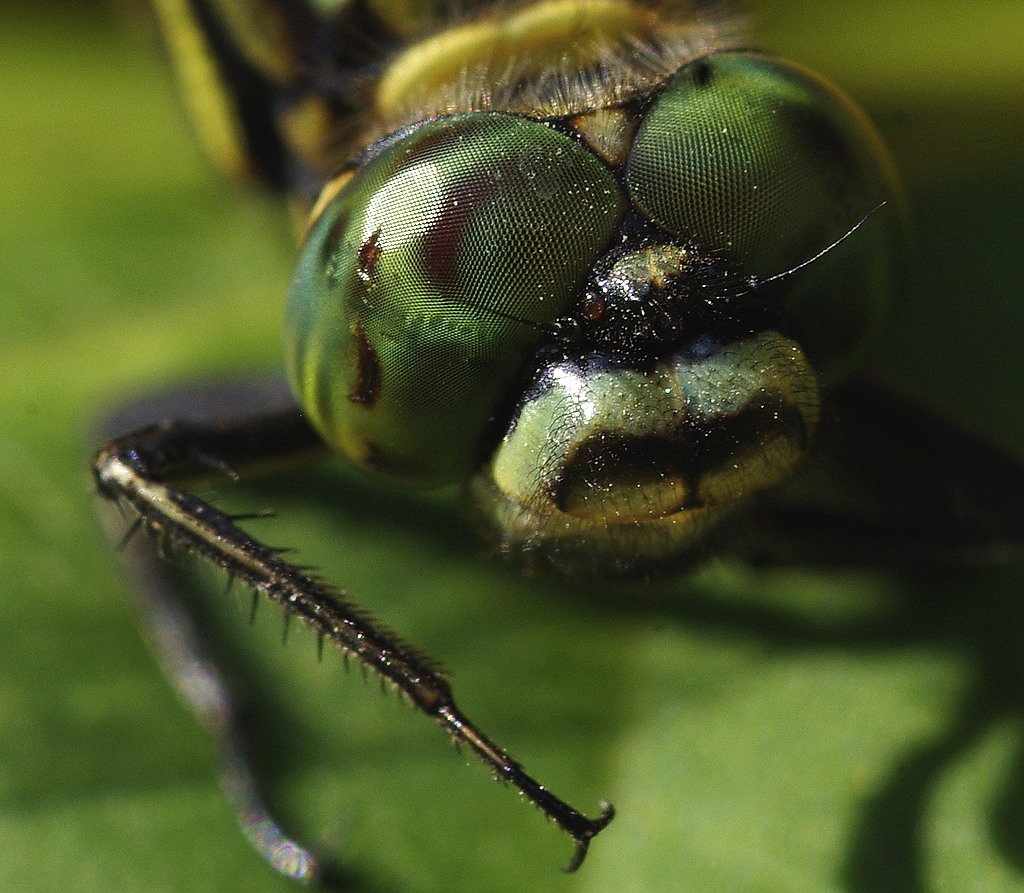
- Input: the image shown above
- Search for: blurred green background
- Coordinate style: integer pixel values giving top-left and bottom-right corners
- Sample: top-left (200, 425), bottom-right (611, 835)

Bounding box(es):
top-left (2, 2), bottom-right (1023, 891)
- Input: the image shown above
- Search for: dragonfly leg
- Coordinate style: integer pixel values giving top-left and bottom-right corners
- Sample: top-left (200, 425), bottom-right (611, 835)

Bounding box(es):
top-left (94, 379), bottom-right (613, 880)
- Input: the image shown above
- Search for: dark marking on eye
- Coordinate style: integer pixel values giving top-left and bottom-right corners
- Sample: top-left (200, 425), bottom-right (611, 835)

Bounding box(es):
top-left (357, 227), bottom-right (383, 282)
top-left (348, 319), bottom-right (382, 407)
top-left (692, 59), bottom-right (713, 88)
top-left (422, 173), bottom-right (499, 290)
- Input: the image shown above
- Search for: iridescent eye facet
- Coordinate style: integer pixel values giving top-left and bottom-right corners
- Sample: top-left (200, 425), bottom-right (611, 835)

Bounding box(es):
top-left (626, 51), bottom-right (903, 382)
top-left (286, 112), bottom-right (624, 484)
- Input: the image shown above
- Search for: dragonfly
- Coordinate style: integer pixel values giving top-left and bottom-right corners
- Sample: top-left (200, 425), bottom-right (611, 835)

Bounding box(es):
top-left (94, 0), bottom-right (1024, 884)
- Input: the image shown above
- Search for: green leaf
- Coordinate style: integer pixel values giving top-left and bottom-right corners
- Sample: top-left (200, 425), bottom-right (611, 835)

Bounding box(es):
top-left (3, 3), bottom-right (1023, 892)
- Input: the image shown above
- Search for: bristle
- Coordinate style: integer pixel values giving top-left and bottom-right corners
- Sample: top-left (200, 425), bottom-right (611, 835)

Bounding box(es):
top-left (117, 515), bottom-right (144, 550)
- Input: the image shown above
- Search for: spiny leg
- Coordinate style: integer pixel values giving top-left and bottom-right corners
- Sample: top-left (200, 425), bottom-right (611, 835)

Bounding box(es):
top-left (95, 390), bottom-right (613, 881)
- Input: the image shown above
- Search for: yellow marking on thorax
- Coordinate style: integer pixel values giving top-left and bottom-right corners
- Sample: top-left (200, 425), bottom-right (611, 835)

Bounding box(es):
top-left (280, 94), bottom-right (340, 176)
top-left (205, 0), bottom-right (298, 82)
top-left (151, 0), bottom-right (252, 179)
top-left (376, 0), bottom-right (658, 118)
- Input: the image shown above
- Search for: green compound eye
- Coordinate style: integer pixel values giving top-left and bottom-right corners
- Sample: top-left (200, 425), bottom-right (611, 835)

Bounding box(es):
top-left (626, 51), bottom-right (904, 383)
top-left (286, 113), bottom-right (624, 484)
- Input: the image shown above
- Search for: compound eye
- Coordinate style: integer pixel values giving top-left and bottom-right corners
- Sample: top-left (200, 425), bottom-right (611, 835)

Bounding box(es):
top-left (286, 113), bottom-right (623, 484)
top-left (626, 51), bottom-right (904, 382)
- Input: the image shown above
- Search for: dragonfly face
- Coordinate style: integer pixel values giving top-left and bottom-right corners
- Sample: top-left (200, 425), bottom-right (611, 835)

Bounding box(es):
top-left (283, 7), bottom-right (903, 574)
top-left (96, 0), bottom-right (1023, 882)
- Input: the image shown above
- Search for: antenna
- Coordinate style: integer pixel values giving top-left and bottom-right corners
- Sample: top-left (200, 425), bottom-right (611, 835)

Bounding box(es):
top-left (754, 201), bottom-right (888, 288)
